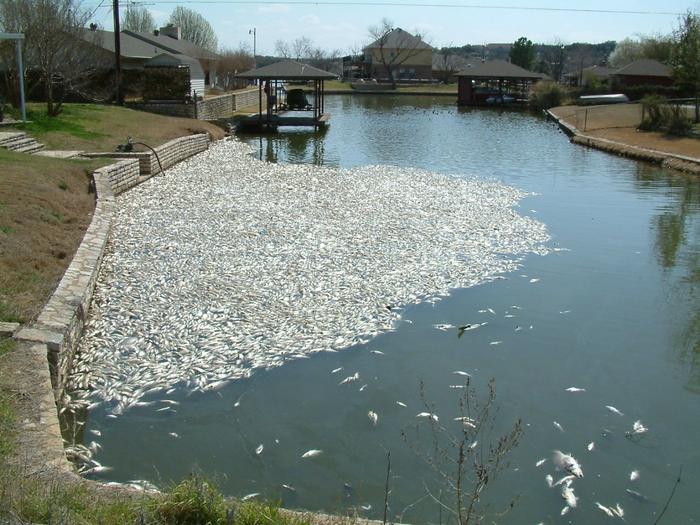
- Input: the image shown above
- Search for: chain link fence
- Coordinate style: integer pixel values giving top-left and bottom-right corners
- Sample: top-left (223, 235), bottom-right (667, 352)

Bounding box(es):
top-left (575, 101), bottom-right (696, 132)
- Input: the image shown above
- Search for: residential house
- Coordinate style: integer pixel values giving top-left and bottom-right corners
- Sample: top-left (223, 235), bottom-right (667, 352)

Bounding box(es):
top-left (362, 28), bottom-right (433, 80)
top-left (124, 26), bottom-right (220, 88)
top-left (612, 59), bottom-right (673, 87)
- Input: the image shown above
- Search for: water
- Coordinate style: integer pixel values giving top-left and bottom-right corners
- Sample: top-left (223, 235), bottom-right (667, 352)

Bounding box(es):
top-left (81, 96), bottom-right (700, 523)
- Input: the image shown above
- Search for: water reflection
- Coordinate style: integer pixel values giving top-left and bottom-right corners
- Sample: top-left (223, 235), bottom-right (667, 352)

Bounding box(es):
top-left (244, 128), bottom-right (331, 166)
top-left (642, 165), bottom-right (700, 393)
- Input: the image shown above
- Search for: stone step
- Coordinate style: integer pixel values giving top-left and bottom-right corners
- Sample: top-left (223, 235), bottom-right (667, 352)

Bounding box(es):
top-left (0, 131), bottom-right (26, 146)
top-left (16, 142), bottom-right (45, 154)
top-left (4, 137), bottom-right (38, 151)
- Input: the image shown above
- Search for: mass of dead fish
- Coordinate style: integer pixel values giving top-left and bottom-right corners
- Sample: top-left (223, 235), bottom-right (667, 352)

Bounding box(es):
top-left (67, 139), bottom-right (549, 414)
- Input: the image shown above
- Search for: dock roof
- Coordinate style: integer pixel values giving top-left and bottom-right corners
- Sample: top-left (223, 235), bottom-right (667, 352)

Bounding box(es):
top-left (237, 60), bottom-right (337, 80)
top-left (455, 59), bottom-right (543, 80)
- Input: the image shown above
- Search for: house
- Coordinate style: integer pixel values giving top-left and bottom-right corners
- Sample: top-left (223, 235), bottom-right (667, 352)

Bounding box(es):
top-left (145, 53), bottom-right (205, 96)
top-left (612, 59), bottom-right (673, 87)
top-left (455, 59), bottom-right (543, 105)
top-left (124, 26), bottom-right (220, 88)
top-left (563, 65), bottom-right (612, 87)
top-left (362, 28), bottom-right (433, 80)
top-left (79, 27), bottom-right (165, 68)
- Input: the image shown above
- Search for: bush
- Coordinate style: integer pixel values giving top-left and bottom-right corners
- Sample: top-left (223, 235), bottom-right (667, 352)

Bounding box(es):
top-left (528, 81), bottom-right (569, 111)
top-left (154, 475), bottom-right (228, 525)
top-left (640, 95), bottom-right (692, 135)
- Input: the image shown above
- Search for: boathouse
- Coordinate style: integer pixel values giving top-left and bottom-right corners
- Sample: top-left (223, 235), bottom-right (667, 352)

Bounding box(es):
top-left (236, 60), bottom-right (336, 130)
top-left (455, 60), bottom-right (543, 106)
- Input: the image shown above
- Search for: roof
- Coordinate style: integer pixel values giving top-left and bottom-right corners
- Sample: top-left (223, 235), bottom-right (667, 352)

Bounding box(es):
top-left (236, 60), bottom-right (337, 80)
top-left (80, 28), bottom-right (163, 59)
top-left (613, 59), bottom-right (672, 78)
top-left (145, 53), bottom-right (205, 78)
top-left (455, 59), bottom-right (543, 80)
top-left (365, 28), bottom-right (432, 51)
top-left (123, 29), bottom-right (220, 61)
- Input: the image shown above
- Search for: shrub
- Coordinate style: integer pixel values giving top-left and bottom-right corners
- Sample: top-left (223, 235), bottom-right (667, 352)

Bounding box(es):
top-left (640, 95), bottom-right (692, 135)
top-left (528, 81), bottom-right (569, 111)
top-left (155, 474), bottom-right (228, 525)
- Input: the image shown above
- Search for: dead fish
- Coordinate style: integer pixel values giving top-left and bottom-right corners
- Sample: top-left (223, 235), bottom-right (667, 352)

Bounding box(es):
top-left (339, 372), bottom-right (359, 385)
top-left (587, 442), bottom-right (595, 451)
top-left (416, 412), bottom-right (439, 422)
top-left (553, 421), bottom-right (565, 432)
top-left (553, 474), bottom-right (575, 487)
top-left (559, 310), bottom-right (571, 314)
top-left (255, 444), bottom-right (264, 455)
top-left (612, 503), bottom-right (624, 518)
top-left (367, 411), bottom-right (378, 425)
top-left (370, 350), bottom-right (385, 355)
top-left (331, 367), bottom-right (343, 374)
top-left (489, 340), bottom-right (502, 345)
top-left (458, 323), bottom-right (481, 331)
top-left (595, 502), bottom-right (615, 517)
top-left (553, 450), bottom-right (583, 478)
top-left (89, 429), bottom-right (102, 437)
top-left (242, 493), bottom-right (260, 501)
top-left (168, 432), bottom-right (179, 438)
top-left (545, 474), bottom-right (554, 487)
top-left (529, 278), bottom-right (540, 283)
top-left (453, 370), bottom-right (471, 377)
top-left (630, 470), bottom-right (640, 482)
top-left (606, 405), bottom-right (625, 416)
top-left (282, 484), bottom-right (296, 492)
top-left (625, 488), bottom-right (649, 502)
top-left (565, 387), bottom-right (586, 392)
top-left (630, 420), bottom-right (648, 435)
top-left (359, 384), bottom-right (368, 391)
top-left (535, 458), bottom-right (547, 467)
top-left (562, 485), bottom-right (578, 508)
top-left (302, 449), bottom-right (323, 458)
top-left (396, 401), bottom-right (407, 407)
top-left (560, 506), bottom-right (570, 516)
top-left (360, 504), bottom-right (372, 511)
top-left (433, 323), bottom-right (454, 331)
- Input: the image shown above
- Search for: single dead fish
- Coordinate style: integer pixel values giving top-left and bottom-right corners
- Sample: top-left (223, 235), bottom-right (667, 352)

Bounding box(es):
top-left (595, 502), bottom-right (615, 517)
top-left (301, 449), bottom-right (323, 458)
top-left (560, 506), bottom-right (570, 516)
top-left (453, 370), bottom-right (471, 377)
top-left (242, 493), bottom-right (260, 501)
top-left (605, 405), bottom-right (624, 416)
top-left (535, 458), bottom-right (547, 467)
top-left (562, 485), bottom-right (578, 508)
top-left (565, 387), bottom-right (586, 392)
top-left (331, 367), bottom-right (343, 374)
top-left (553, 450), bottom-right (583, 478)
top-left (553, 421), bottom-right (565, 432)
top-left (631, 420), bottom-right (648, 434)
top-left (416, 412), bottom-right (439, 422)
top-left (396, 401), bottom-right (407, 407)
top-left (625, 488), bottom-right (649, 502)
top-left (255, 444), bottom-right (264, 455)
top-left (339, 372), bottom-right (359, 385)
top-left (587, 442), bottom-right (595, 451)
top-left (433, 323), bottom-right (454, 331)
top-left (553, 475), bottom-right (575, 487)
top-left (367, 411), bottom-right (378, 425)
top-left (630, 470), bottom-right (640, 482)
top-left (545, 474), bottom-right (554, 487)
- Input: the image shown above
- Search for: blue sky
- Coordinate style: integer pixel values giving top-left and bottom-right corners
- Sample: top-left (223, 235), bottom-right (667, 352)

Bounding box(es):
top-left (90, 1), bottom-right (699, 54)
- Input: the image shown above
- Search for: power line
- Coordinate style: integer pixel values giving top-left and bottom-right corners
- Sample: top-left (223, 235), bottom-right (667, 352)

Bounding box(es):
top-left (81, 1), bottom-right (684, 16)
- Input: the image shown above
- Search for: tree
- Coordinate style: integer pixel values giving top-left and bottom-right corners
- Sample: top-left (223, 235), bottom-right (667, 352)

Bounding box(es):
top-left (218, 46), bottom-right (255, 91)
top-left (367, 18), bottom-right (430, 86)
top-left (509, 36), bottom-right (535, 70)
top-left (608, 35), bottom-right (673, 68)
top-left (0, 0), bottom-right (106, 116)
top-left (168, 6), bottom-right (217, 51)
top-left (122, 5), bottom-right (155, 33)
top-left (672, 11), bottom-right (700, 122)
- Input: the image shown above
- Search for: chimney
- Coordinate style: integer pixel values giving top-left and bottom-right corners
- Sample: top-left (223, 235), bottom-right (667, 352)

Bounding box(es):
top-left (159, 25), bottom-right (181, 40)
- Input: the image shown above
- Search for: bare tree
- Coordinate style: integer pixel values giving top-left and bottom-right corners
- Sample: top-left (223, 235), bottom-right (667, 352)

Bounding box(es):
top-left (367, 18), bottom-right (431, 86)
top-left (0, 0), bottom-right (107, 116)
top-left (218, 46), bottom-right (255, 91)
top-left (402, 378), bottom-right (523, 524)
top-left (122, 5), bottom-right (155, 33)
top-left (168, 6), bottom-right (217, 51)
top-left (274, 39), bottom-right (291, 58)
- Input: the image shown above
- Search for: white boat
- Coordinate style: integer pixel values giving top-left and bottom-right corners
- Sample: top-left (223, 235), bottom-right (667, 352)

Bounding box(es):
top-left (578, 94), bottom-right (629, 105)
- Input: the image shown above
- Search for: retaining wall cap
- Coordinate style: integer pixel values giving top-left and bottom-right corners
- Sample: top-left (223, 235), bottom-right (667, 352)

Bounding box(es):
top-left (15, 327), bottom-right (64, 351)
top-left (0, 321), bottom-right (20, 337)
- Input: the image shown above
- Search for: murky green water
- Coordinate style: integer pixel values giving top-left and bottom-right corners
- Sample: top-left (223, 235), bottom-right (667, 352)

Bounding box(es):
top-left (83, 96), bottom-right (699, 523)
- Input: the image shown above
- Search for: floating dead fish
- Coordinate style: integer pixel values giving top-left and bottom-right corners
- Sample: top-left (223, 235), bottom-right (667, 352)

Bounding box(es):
top-left (553, 421), bottom-right (565, 432)
top-left (302, 449), bottom-right (323, 458)
top-left (595, 502), bottom-right (615, 517)
top-left (562, 485), bottom-right (578, 508)
top-left (255, 444), bottom-right (264, 455)
top-left (331, 367), bottom-right (343, 374)
top-left (433, 323), bottom-right (454, 331)
top-left (630, 420), bottom-right (648, 435)
top-left (553, 450), bottom-right (583, 478)
top-left (339, 373), bottom-right (359, 385)
top-left (560, 506), bottom-right (570, 516)
top-left (625, 488), bottom-right (649, 502)
top-left (553, 475), bottom-right (575, 487)
top-left (565, 387), bottom-right (586, 393)
top-left (367, 411), bottom-right (378, 425)
top-left (606, 405), bottom-right (625, 416)
top-left (416, 412), bottom-right (439, 422)
top-left (529, 278), bottom-right (540, 283)
top-left (453, 370), bottom-right (471, 377)
top-left (168, 432), bottom-right (179, 438)
top-left (545, 474), bottom-right (554, 487)
top-left (90, 429), bottom-right (102, 437)
top-left (359, 384), bottom-right (368, 392)
top-left (535, 458), bottom-right (547, 467)
top-left (370, 350), bottom-right (385, 355)
top-left (489, 340), bottom-right (502, 345)
top-left (242, 493), bottom-right (260, 501)
top-left (396, 401), bottom-right (407, 407)
top-left (630, 470), bottom-right (640, 482)
top-left (282, 484), bottom-right (296, 492)
top-left (587, 442), bottom-right (595, 451)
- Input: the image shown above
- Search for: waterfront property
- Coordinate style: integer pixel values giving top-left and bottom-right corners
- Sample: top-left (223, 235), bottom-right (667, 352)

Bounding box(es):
top-left (455, 59), bottom-right (543, 106)
top-left (236, 60), bottom-right (335, 130)
top-left (611, 58), bottom-right (674, 87)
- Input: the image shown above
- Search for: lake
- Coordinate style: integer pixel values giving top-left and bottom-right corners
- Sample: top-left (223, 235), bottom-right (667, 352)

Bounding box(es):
top-left (79, 95), bottom-right (699, 524)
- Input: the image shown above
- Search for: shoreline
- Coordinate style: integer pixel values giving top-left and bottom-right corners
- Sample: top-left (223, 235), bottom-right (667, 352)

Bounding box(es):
top-left (546, 106), bottom-right (700, 175)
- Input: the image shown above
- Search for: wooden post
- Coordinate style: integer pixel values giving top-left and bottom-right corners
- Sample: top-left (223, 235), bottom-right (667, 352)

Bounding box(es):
top-left (258, 81), bottom-right (262, 125)
top-left (112, 0), bottom-right (123, 105)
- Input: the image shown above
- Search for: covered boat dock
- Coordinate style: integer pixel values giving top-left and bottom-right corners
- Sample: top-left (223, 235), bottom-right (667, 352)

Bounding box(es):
top-left (455, 60), bottom-right (544, 106)
top-left (236, 59), bottom-right (336, 130)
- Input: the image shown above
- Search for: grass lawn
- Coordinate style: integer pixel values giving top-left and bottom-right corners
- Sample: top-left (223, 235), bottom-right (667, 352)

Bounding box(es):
top-left (11, 103), bottom-right (225, 152)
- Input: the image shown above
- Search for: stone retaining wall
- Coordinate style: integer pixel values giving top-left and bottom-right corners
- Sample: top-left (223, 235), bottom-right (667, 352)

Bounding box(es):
top-left (126, 89), bottom-right (258, 120)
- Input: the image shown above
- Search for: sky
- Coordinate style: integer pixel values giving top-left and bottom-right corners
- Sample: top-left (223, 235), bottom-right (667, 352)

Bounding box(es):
top-left (88, 1), bottom-right (700, 54)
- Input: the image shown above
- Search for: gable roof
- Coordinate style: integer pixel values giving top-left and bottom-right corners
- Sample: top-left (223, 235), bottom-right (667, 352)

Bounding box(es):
top-left (80, 28), bottom-right (163, 59)
top-left (145, 53), bottom-right (205, 78)
top-left (365, 28), bottom-right (432, 51)
top-left (455, 59), bottom-right (542, 80)
top-left (613, 59), bottom-right (671, 78)
top-left (236, 59), bottom-right (337, 80)
top-left (123, 29), bottom-right (220, 61)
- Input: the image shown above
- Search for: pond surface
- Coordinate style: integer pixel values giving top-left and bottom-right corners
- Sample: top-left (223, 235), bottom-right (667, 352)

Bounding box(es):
top-left (82, 95), bottom-right (699, 524)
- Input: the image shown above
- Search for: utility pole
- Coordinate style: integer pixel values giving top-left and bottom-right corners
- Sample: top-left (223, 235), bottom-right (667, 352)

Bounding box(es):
top-left (112, 0), bottom-right (123, 105)
top-left (249, 27), bottom-right (257, 84)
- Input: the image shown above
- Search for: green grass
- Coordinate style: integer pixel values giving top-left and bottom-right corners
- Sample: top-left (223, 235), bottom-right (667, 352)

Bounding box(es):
top-left (19, 104), bottom-right (107, 141)
top-left (0, 338), bottom-right (17, 460)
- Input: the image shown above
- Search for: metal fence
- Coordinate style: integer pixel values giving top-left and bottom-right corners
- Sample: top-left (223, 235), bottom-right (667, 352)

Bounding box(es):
top-left (575, 100), bottom-right (696, 132)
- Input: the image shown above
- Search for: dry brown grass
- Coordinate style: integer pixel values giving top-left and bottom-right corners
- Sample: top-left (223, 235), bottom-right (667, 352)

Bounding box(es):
top-left (15, 103), bottom-right (225, 152)
top-left (551, 104), bottom-right (700, 160)
top-left (0, 150), bottom-right (102, 322)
